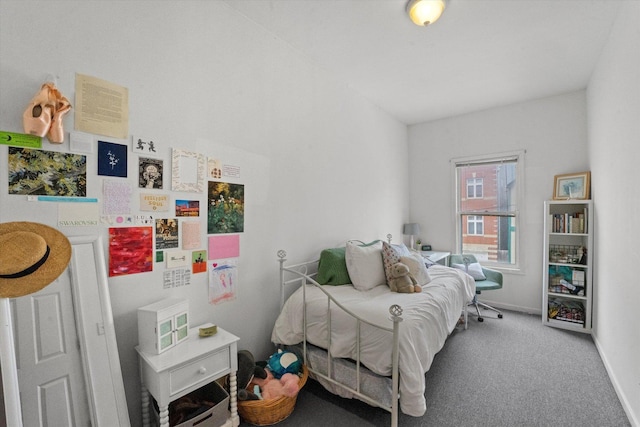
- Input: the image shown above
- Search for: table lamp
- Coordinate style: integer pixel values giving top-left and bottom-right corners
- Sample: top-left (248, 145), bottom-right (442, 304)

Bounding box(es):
top-left (403, 223), bottom-right (421, 250)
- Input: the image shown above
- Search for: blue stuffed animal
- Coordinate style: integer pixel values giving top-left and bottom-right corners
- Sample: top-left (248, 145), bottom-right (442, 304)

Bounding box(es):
top-left (267, 349), bottom-right (302, 379)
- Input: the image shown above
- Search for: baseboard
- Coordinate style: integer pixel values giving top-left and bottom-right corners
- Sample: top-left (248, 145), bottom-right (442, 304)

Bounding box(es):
top-left (592, 334), bottom-right (639, 427)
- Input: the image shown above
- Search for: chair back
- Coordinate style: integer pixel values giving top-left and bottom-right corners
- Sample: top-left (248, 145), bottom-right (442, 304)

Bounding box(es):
top-left (449, 254), bottom-right (478, 273)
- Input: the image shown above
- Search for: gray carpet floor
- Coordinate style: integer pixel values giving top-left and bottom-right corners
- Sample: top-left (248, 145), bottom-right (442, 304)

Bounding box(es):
top-left (240, 309), bottom-right (630, 426)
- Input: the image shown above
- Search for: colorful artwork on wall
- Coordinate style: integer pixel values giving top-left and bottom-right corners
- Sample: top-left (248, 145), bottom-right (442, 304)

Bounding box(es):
top-left (208, 259), bottom-right (236, 304)
top-left (192, 250), bottom-right (207, 274)
top-left (207, 181), bottom-right (244, 234)
top-left (8, 147), bottom-right (87, 196)
top-left (155, 218), bottom-right (179, 249)
top-left (175, 199), bottom-right (199, 217)
top-left (108, 226), bottom-right (153, 277)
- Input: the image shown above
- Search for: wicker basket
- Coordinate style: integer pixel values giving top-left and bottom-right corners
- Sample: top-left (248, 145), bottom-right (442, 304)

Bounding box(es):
top-left (237, 365), bottom-right (308, 426)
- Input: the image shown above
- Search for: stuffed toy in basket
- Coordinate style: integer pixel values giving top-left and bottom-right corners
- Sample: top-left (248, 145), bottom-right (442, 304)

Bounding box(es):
top-left (236, 350), bottom-right (308, 426)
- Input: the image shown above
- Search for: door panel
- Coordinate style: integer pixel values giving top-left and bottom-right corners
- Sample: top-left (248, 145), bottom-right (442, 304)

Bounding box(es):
top-left (7, 236), bottom-right (130, 427)
top-left (14, 272), bottom-right (91, 427)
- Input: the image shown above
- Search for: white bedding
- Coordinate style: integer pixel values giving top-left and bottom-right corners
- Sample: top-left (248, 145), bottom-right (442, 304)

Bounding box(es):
top-left (271, 265), bottom-right (476, 416)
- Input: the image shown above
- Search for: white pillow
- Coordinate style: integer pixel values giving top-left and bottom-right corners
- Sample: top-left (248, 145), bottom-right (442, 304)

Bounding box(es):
top-left (452, 262), bottom-right (486, 281)
top-left (400, 254), bottom-right (431, 286)
top-left (345, 241), bottom-right (386, 291)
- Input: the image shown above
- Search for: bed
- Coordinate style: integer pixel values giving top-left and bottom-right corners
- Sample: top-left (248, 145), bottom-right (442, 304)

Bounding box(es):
top-left (270, 239), bottom-right (476, 427)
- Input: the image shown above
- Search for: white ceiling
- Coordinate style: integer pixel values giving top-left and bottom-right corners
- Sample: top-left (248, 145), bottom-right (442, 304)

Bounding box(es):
top-left (224, 0), bottom-right (622, 125)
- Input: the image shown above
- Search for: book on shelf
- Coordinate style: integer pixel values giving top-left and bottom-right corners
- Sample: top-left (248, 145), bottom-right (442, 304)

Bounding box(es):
top-left (549, 208), bottom-right (588, 233)
top-left (572, 270), bottom-right (585, 287)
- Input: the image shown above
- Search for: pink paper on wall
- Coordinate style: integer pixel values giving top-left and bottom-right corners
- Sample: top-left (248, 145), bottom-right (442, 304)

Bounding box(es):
top-left (208, 234), bottom-right (240, 259)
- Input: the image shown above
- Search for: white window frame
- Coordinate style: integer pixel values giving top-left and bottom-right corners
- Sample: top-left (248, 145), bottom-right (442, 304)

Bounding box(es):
top-left (451, 150), bottom-right (525, 271)
top-left (467, 215), bottom-right (484, 235)
top-left (466, 177), bottom-right (483, 199)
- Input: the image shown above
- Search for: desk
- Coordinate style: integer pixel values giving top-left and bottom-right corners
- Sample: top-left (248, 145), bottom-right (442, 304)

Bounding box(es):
top-left (136, 325), bottom-right (239, 427)
top-left (421, 251), bottom-right (450, 266)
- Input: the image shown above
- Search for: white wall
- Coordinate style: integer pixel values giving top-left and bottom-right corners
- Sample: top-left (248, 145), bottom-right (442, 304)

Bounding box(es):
top-left (587, 1), bottom-right (640, 425)
top-left (407, 91), bottom-right (589, 313)
top-left (0, 2), bottom-right (409, 425)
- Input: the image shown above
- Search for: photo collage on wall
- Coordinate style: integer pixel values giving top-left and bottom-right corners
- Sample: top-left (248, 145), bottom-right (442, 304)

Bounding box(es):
top-left (4, 74), bottom-right (246, 304)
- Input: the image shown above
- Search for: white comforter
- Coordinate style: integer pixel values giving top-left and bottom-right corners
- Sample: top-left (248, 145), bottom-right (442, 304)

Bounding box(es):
top-left (271, 265), bottom-right (476, 416)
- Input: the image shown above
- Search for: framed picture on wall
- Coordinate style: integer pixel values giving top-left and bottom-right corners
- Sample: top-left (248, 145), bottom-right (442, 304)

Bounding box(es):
top-left (553, 171), bottom-right (591, 200)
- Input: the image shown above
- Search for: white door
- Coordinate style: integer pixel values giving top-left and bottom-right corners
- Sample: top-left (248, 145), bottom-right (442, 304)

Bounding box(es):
top-left (12, 268), bottom-right (91, 426)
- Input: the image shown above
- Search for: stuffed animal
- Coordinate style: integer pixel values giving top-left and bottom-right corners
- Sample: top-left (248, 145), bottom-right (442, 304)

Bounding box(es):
top-left (251, 369), bottom-right (300, 400)
top-left (267, 349), bottom-right (302, 379)
top-left (388, 262), bottom-right (422, 293)
top-left (236, 350), bottom-right (268, 401)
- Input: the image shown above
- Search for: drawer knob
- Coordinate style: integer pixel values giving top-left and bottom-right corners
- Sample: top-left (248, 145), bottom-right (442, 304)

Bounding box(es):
top-left (198, 367), bottom-right (207, 375)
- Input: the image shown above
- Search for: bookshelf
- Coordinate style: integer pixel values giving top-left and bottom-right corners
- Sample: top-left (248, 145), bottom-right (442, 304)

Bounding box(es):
top-left (542, 200), bottom-right (593, 333)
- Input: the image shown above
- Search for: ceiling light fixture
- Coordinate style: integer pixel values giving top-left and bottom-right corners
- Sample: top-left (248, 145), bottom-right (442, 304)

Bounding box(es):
top-left (406, 0), bottom-right (447, 26)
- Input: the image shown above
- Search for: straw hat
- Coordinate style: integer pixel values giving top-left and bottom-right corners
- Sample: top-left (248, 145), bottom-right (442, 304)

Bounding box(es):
top-left (0, 222), bottom-right (71, 298)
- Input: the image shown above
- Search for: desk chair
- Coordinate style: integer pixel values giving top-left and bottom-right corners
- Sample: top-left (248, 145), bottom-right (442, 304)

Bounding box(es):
top-left (449, 254), bottom-right (503, 322)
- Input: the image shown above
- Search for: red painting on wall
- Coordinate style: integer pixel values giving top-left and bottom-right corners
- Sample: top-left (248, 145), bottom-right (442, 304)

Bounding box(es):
top-left (109, 227), bottom-right (153, 277)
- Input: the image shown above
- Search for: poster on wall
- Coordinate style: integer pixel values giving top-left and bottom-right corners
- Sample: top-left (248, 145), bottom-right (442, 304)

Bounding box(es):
top-left (175, 200), bottom-right (199, 217)
top-left (207, 157), bottom-right (222, 179)
top-left (103, 179), bottom-right (132, 214)
top-left (207, 181), bottom-right (244, 234)
top-left (192, 250), bottom-right (207, 274)
top-left (140, 193), bottom-right (169, 211)
top-left (132, 135), bottom-right (159, 156)
top-left (208, 259), bottom-right (237, 304)
top-left (108, 226), bottom-right (153, 277)
top-left (138, 157), bottom-right (163, 189)
top-left (208, 234), bottom-right (240, 259)
top-left (172, 148), bottom-right (205, 192)
top-left (75, 73), bottom-right (129, 139)
top-left (163, 268), bottom-right (191, 289)
top-left (8, 147), bottom-right (87, 196)
top-left (155, 218), bottom-right (178, 249)
top-left (182, 221), bottom-right (201, 250)
top-left (98, 140), bottom-right (128, 177)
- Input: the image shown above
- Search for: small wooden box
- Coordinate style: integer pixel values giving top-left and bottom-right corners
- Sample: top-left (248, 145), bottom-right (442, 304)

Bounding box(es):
top-left (138, 298), bottom-right (189, 354)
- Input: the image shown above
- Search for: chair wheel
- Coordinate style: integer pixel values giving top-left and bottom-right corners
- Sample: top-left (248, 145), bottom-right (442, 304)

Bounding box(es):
top-left (498, 314), bottom-right (503, 319)
top-left (478, 317), bottom-right (484, 322)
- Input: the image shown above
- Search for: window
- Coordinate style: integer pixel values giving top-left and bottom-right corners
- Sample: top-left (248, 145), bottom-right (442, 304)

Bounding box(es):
top-left (467, 178), bottom-right (483, 198)
top-left (452, 151), bottom-right (524, 268)
top-left (467, 215), bottom-right (484, 235)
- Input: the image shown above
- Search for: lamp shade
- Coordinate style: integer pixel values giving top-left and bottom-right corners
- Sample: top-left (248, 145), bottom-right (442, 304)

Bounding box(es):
top-left (406, 0), bottom-right (446, 26)
top-left (403, 223), bottom-right (421, 236)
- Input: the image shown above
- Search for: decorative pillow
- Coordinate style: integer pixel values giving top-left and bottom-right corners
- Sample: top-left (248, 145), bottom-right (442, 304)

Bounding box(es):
top-left (424, 257), bottom-right (437, 268)
top-left (400, 254), bottom-right (431, 286)
top-left (452, 262), bottom-right (486, 281)
top-left (381, 242), bottom-right (412, 285)
top-left (345, 240), bottom-right (386, 291)
top-left (317, 247), bottom-right (350, 285)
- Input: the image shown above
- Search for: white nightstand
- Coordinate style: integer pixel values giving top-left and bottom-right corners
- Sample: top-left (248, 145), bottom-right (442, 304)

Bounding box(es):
top-left (136, 325), bottom-right (240, 427)
top-left (421, 251), bottom-right (450, 266)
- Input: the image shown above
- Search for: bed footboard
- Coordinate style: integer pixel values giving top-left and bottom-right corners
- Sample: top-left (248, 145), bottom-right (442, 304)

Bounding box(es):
top-left (277, 250), bottom-right (402, 427)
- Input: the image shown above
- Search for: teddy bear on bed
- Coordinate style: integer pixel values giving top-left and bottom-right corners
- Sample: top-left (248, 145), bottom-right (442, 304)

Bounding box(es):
top-left (388, 262), bottom-right (422, 293)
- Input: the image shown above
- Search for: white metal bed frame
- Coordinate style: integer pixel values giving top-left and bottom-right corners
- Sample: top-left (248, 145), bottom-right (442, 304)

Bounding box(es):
top-left (276, 248), bottom-right (403, 427)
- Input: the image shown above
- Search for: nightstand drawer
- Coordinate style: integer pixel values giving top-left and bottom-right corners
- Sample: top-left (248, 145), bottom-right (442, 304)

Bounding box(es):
top-left (169, 348), bottom-right (230, 395)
